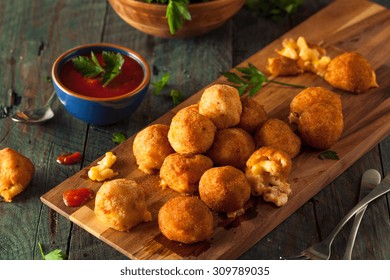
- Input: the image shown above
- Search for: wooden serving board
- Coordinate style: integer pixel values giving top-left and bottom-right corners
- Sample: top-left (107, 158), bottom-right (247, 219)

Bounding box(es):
top-left (41, 0), bottom-right (390, 260)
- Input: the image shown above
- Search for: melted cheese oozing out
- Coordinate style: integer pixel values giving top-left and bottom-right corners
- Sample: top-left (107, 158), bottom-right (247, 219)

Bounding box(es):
top-left (88, 152), bottom-right (119, 181)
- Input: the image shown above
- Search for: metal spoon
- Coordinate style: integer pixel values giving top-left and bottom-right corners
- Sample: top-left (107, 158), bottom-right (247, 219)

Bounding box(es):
top-left (11, 91), bottom-right (56, 123)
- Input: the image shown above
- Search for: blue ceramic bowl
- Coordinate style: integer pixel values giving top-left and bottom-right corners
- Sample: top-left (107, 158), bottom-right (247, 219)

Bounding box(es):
top-left (51, 43), bottom-right (150, 126)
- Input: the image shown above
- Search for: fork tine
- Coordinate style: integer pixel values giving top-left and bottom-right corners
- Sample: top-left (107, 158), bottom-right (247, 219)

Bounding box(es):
top-left (279, 254), bottom-right (310, 260)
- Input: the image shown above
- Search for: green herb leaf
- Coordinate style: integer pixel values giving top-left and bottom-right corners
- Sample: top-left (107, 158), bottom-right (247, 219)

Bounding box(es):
top-left (222, 63), bottom-right (305, 97)
top-left (170, 89), bottom-right (183, 106)
top-left (112, 132), bottom-right (127, 144)
top-left (38, 242), bottom-right (67, 260)
top-left (318, 150), bottom-right (340, 160)
top-left (71, 51), bottom-right (124, 87)
top-left (152, 72), bottom-right (170, 96)
top-left (101, 51), bottom-right (125, 87)
top-left (245, 0), bottom-right (303, 21)
top-left (72, 52), bottom-right (104, 78)
top-left (166, 0), bottom-right (191, 35)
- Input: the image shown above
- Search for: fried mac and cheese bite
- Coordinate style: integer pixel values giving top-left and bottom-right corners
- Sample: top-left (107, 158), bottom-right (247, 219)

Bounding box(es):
top-left (94, 179), bottom-right (152, 232)
top-left (298, 103), bottom-right (344, 150)
top-left (0, 148), bottom-right (34, 202)
top-left (324, 52), bottom-right (379, 94)
top-left (158, 196), bottom-right (213, 244)
top-left (168, 107), bottom-right (216, 155)
top-left (207, 128), bottom-right (255, 170)
top-left (237, 96), bottom-right (268, 134)
top-left (199, 84), bottom-right (242, 130)
top-left (289, 87), bottom-right (342, 125)
top-left (268, 37), bottom-right (331, 77)
top-left (245, 147), bottom-right (292, 207)
top-left (133, 124), bottom-right (174, 174)
top-left (254, 119), bottom-right (301, 158)
top-left (159, 153), bottom-right (213, 194)
top-left (199, 166), bottom-right (251, 218)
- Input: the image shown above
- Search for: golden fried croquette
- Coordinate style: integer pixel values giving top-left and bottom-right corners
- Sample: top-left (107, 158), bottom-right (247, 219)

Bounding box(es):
top-left (207, 128), bottom-right (255, 170)
top-left (0, 148), bottom-right (34, 202)
top-left (160, 153), bottom-right (213, 194)
top-left (324, 52), bottom-right (379, 93)
top-left (245, 146), bottom-right (292, 207)
top-left (267, 56), bottom-right (304, 77)
top-left (158, 196), bottom-right (213, 244)
top-left (237, 96), bottom-right (268, 134)
top-left (199, 166), bottom-right (251, 218)
top-left (199, 84), bottom-right (242, 129)
top-left (133, 124), bottom-right (174, 174)
top-left (298, 103), bottom-right (344, 150)
top-left (94, 179), bottom-right (152, 232)
top-left (289, 87), bottom-right (342, 124)
top-left (254, 119), bottom-right (301, 158)
top-left (168, 107), bottom-right (216, 155)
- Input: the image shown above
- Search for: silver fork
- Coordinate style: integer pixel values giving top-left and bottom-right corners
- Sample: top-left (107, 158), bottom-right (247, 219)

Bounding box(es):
top-left (282, 172), bottom-right (390, 260)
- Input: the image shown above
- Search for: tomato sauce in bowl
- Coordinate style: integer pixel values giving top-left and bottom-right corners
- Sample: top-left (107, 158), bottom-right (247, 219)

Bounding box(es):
top-left (52, 43), bottom-right (150, 126)
top-left (59, 52), bottom-right (144, 98)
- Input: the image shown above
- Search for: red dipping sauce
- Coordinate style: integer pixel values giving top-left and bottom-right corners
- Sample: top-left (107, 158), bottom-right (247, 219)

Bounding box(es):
top-left (63, 188), bottom-right (94, 207)
top-left (59, 52), bottom-right (144, 98)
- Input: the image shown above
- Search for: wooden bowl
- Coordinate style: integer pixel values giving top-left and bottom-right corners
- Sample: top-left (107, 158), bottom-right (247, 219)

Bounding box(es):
top-left (108, 0), bottom-right (246, 38)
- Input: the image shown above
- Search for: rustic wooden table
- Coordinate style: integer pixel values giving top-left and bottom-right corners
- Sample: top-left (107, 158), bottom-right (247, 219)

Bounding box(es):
top-left (0, 0), bottom-right (389, 260)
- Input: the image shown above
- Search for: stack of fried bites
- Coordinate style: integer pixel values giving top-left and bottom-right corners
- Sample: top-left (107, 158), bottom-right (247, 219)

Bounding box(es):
top-left (133, 84), bottom-right (302, 244)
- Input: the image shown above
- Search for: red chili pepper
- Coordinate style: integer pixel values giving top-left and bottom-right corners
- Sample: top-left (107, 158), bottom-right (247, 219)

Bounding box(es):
top-left (56, 152), bottom-right (82, 165)
top-left (63, 188), bottom-right (94, 207)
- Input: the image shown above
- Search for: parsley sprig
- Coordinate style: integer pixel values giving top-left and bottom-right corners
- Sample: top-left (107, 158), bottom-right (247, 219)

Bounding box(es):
top-left (222, 63), bottom-right (306, 97)
top-left (38, 242), bottom-right (67, 260)
top-left (145, 0), bottom-right (192, 34)
top-left (72, 51), bottom-right (125, 87)
top-left (112, 132), bottom-right (127, 144)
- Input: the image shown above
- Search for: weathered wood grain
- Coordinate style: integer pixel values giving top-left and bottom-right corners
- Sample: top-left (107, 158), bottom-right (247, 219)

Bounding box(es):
top-left (1, 0), bottom-right (389, 260)
top-left (40, 0), bottom-right (390, 260)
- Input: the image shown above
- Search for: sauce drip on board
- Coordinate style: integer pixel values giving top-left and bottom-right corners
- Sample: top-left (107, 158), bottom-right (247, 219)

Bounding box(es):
top-left (63, 188), bottom-right (94, 207)
top-left (56, 151), bottom-right (82, 165)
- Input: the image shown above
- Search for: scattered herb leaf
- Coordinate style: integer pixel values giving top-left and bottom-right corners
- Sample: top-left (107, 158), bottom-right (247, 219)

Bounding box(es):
top-left (152, 72), bottom-right (170, 96)
top-left (245, 0), bottom-right (303, 21)
top-left (112, 132), bottom-right (127, 144)
top-left (222, 63), bottom-right (305, 97)
top-left (319, 150), bottom-right (340, 160)
top-left (170, 89), bottom-right (183, 106)
top-left (72, 51), bottom-right (124, 87)
top-left (38, 242), bottom-right (67, 260)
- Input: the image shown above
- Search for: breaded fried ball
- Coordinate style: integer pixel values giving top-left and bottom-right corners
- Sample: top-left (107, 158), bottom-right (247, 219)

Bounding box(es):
top-left (0, 148), bottom-right (34, 202)
top-left (289, 87), bottom-right (342, 124)
top-left (94, 179), bottom-right (152, 232)
top-left (199, 84), bottom-right (242, 129)
top-left (160, 153), bottom-right (213, 194)
top-left (133, 124), bottom-right (174, 174)
top-left (168, 107), bottom-right (216, 155)
top-left (324, 52), bottom-right (379, 93)
top-left (207, 128), bottom-right (255, 170)
top-left (245, 147), bottom-right (292, 207)
top-left (254, 119), bottom-right (301, 158)
top-left (158, 196), bottom-right (213, 244)
top-left (298, 103), bottom-right (344, 150)
top-left (199, 166), bottom-right (251, 218)
top-left (237, 96), bottom-right (268, 134)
